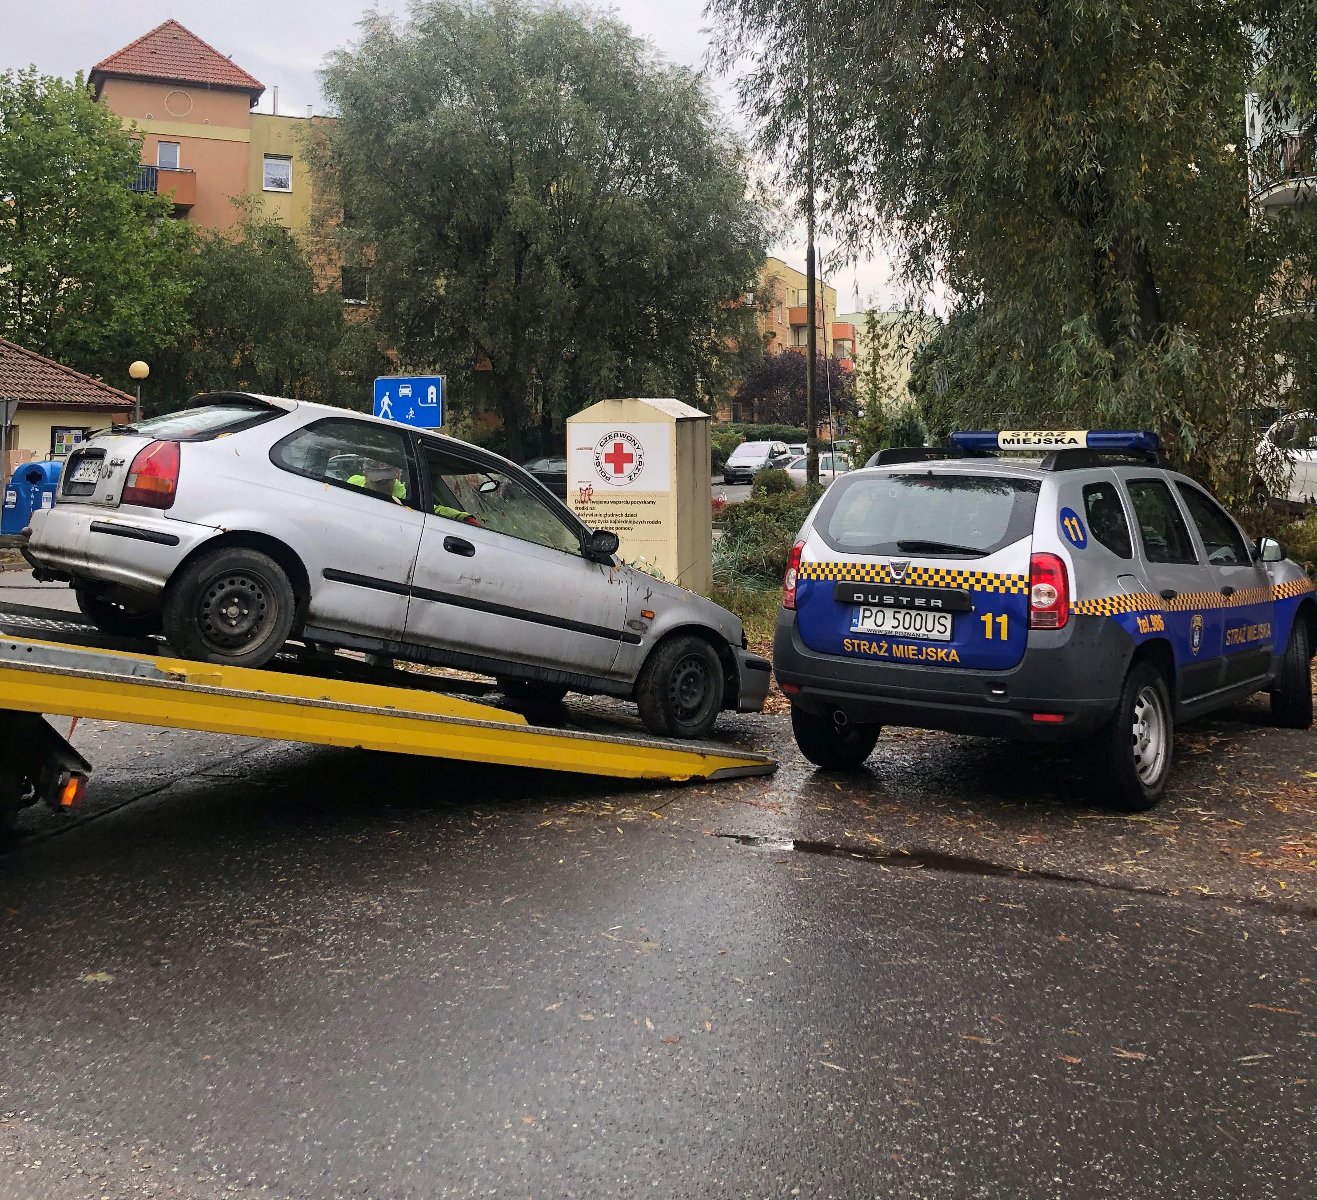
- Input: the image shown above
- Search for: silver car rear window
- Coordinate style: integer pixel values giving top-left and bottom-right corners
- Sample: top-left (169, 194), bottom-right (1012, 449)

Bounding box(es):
top-left (126, 400), bottom-right (279, 441)
top-left (816, 473), bottom-right (1040, 557)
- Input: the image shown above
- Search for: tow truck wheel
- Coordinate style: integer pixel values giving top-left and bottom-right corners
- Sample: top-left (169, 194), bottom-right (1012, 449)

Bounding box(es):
top-left (0, 769), bottom-right (25, 838)
top-left (636, 634), bottom-right (724, 739)
top-left (1271, 618), bottom-right (1313, 730)
top-left (790, 705), bottom-right (881, 770)
top-left (75, 589), bottom-right (162, 638)
top-left (163, 547), bottom-right (296, 668)
top-left (1094, 662), bottom-right (1172, 812)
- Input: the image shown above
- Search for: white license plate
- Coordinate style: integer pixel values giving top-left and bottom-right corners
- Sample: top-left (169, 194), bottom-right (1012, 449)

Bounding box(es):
top-left (71, 458), bottom-right (102, 484)
top-left (850, 607), bottom-right (953, 640)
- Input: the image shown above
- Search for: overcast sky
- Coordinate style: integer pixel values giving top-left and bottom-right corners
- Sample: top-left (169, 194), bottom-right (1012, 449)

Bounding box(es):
top-left (3, 0), bottom-right (913, 313)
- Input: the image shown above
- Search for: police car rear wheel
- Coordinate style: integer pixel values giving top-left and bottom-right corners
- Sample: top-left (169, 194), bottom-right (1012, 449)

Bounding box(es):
top-left (1096, 663), bottom-right (1172, 811)
top-left (636, 634), bottom-right (724, 739)
top-left (1271, 619), bottom-right (1313, 729)
top-left (790, 706), bottom-right (881, 771)
top-left (164, 548), bottom-right (296, 669)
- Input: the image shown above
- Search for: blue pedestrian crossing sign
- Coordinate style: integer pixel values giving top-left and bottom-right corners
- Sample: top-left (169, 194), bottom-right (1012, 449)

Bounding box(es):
top-left (373, 376), bottom-right (444, 429)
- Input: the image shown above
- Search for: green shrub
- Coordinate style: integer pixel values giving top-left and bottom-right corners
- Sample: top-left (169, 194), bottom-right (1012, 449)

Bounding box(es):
top-left (751, 468), bottom-right (794, 497)
top-left (717, 422), bottom-right (808, 443)
top-left (714, 488), bottom-right (819, 584)
top-left (888, 404), bottom-right (928, 451)
top-left (710, 429), bottom-right (743, 474)
top-left (1278, 510), bottom-right (1317, 578)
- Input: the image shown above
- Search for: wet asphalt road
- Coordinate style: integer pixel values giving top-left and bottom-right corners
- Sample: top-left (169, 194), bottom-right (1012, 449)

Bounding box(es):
top-left (0, 572), bottom-right (1312, 1198)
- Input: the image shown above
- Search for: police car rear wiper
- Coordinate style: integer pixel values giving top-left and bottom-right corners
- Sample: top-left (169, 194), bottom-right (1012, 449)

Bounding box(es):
top-left (896, 539), bottom-right (988, 556)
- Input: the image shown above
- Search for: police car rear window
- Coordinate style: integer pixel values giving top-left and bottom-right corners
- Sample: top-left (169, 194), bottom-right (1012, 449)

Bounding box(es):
top-left (816, 473), bottom-right (1040, 558)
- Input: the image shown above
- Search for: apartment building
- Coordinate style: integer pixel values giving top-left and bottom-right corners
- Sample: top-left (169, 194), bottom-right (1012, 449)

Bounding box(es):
top-left (756, 256), bottom-right (846, 360)
top-left (90, 20), bottom-right (325, 246)
top-left (837, 309), bottom-right (941, 410)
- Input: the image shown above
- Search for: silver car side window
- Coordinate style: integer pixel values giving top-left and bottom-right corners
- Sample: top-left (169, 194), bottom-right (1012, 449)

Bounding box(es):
top-left (273, 420), bottom-right (414, 506)
top-left (421, 448), bottom-right (582, 556)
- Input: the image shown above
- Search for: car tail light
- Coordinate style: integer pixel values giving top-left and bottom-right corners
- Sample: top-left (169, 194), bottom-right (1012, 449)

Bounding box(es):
top-left (782, 540), bottom-right (805, 610)
top-left (121, 441), bottom-right (180, 510)
top-left (1029, 552), bottom-right (1069, 629)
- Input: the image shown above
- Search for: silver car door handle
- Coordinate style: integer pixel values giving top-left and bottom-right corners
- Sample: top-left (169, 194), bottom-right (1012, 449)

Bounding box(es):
top-left (443, 536), bottom-right (475, 557)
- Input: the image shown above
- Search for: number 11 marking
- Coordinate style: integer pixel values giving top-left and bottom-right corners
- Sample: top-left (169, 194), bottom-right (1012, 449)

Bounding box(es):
top-left (980, 613), bottom-right (1009, 640)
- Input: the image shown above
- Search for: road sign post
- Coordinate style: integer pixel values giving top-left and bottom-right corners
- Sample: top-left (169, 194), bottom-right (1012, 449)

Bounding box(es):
top-left (373, 376), bottom-right (445, 430)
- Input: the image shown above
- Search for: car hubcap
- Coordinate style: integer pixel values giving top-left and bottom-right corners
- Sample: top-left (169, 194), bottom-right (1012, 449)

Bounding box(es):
top-left (668, 653), bottom-right (711, 723)
top-left (199, 573), bottom-right (274, 652)
top-left (1130, 685), bottom-right (1167, 786)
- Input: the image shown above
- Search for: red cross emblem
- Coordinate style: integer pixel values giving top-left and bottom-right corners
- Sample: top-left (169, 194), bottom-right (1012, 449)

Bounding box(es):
top-left (602, 440), bottom-right (635, 475)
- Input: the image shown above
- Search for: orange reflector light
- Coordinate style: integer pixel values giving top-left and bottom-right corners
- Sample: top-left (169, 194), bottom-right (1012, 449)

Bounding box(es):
top-left (58, 774), bottom-right (86, 809)
top-left (1031, 712), bottom-right (1065, 724)
top-left (641, 609), bottom-right (655, 620)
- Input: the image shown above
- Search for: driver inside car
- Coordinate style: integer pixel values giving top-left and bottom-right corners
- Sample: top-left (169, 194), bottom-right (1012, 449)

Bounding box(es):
top-left (350, 460), bottom-right (478, 525)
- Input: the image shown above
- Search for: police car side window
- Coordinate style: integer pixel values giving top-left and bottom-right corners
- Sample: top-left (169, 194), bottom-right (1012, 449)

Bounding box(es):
top-left (1081, 483), bottom-right (1132, 558)
top-left (273, 420), bottom-right (414, 506)
top-left (1176, 484), bottom-right (1250, 567)
top-left (1124, 479), bottom-right (1198, 565)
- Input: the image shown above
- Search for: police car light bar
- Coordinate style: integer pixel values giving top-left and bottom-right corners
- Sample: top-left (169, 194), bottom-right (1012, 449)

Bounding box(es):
top-left (949, 430), bottom-right (1161, 454)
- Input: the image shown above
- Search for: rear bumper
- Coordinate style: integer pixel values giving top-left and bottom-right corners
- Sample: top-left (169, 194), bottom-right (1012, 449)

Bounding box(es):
top-left (773, 610), bottom-right (1131, 742)
top-left (24, 507), bottom-right (215, 595)
top-left (733, 648), bottom-right (773, 712)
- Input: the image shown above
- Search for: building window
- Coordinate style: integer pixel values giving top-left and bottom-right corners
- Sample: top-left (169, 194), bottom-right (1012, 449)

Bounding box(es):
top-left (263, 155), bottom-right (293, 192)
top-left (51, 427), bottom-right (91, 458)
top-left (341, 267), bottom-right (369, 305)
top-left (157, 141), bottom-right (180, 170)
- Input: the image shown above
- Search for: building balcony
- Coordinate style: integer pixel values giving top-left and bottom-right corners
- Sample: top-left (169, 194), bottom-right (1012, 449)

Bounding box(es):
top-left (788, 304), bottom-right (826, 328)
top-left (1253, 133), bottom-right (1315, 209)
top-left (131, 165), bottom-right (196, 210)
top-left (832, 321), bottom-right (856, 342)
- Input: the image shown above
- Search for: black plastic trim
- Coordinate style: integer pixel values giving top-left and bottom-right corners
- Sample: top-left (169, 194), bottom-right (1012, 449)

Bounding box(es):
top-left (321, 568), bottom-right (410, 597)
top-left (88, 521), bottom-right (181, 547)
top-left (410, 583), bottom-right (642, 643)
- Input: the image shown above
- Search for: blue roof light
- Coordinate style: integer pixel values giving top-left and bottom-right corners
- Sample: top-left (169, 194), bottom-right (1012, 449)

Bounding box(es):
top-left (948, 430), bottom-right (1160, 454)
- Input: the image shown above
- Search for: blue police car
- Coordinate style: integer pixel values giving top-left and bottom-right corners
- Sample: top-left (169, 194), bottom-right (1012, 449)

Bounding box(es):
top-left (773, 430), bottom-right (1316, 810)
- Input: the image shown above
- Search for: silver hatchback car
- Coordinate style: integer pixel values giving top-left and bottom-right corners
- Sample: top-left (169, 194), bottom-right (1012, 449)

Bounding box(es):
top-left (23, 393), bottom-right (770, 738)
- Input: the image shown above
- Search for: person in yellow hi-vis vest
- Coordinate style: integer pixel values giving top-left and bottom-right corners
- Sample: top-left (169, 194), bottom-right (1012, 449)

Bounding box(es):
top-left (349, 461), bottom-right (478, 524)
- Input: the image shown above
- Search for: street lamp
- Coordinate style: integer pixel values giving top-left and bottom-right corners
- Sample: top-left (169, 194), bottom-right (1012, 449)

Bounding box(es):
top-left (128, 360), bottom-right (149, 423)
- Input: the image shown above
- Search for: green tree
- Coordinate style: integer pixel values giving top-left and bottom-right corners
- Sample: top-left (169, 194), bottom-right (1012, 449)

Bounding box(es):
top-left (315, 0), bottom-right (768, 459)
top-left (0, 69), bottom-right (193, 378)
top-left (709, 0), bottom-right (1317, 506)
top-left (151, 207), bottom-right (389, 413)
top-left (732, 348), bottom-right (854, 427)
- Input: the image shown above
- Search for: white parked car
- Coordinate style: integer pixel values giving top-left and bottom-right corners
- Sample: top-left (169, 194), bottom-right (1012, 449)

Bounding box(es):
top-left (784, 452), bottom-right (852, 488)
top-left (22, 393), bottom-right (771, 738)
top-left (1257, 411), bottom-right (1317, 506)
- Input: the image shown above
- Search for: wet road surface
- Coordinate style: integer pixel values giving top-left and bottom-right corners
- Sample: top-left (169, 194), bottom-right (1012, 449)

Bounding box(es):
top-left (2, 685), bottom-right (1312, 1198)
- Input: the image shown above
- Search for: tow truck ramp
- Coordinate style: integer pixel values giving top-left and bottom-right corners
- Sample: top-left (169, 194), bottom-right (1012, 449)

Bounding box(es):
top-left (0, 628), bottom-right (777, 790)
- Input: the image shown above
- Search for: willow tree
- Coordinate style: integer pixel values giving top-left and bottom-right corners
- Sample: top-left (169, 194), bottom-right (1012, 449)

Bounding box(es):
top-left (316, 0), bottom-right (767, 457)
top-left (708, 0), bottom-right (1316, 505)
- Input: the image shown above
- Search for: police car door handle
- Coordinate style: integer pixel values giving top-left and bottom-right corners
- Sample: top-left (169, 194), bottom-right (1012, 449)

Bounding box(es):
top-left (1220, 585), bottom-right (1235, 597)
top-left (1159, 588), bottom-right (1178, 601)
top-left (443, 536), bottom-right (475, 557)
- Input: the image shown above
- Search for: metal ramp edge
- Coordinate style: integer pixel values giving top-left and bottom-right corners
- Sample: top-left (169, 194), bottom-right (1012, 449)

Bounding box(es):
top-left (0, 636), bottom-right (777, 783)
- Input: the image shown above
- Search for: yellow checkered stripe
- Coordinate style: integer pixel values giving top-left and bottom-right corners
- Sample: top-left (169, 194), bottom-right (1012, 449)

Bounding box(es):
top-left (1074, 579), bottom-right (1314, 618)
top-left (797, 560), bottom-right (1029, 595)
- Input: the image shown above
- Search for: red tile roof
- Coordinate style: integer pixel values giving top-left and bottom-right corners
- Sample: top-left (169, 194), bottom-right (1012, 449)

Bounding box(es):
top-left (0, 338), bottom-right (134, 411)
top-left (91, 19), bottom-right (264, 103)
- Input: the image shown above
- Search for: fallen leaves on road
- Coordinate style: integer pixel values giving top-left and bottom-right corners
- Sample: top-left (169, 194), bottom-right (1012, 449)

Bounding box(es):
top-left (1249, 1003), bottom-right (1301, 1015)
top-left (819, 1061), bottom-right (847, 1072)
top-left (1113, 1048), bottom-right (1151, 1061)
top-left (78, 972), bottom-right (113, 984)
top-left (1058, 1055), bottom-right (1083, 1065)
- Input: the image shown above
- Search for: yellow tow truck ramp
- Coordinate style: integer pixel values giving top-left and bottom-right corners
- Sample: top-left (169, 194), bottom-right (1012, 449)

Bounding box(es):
top-left (0, 631), bottom-right (776, 785)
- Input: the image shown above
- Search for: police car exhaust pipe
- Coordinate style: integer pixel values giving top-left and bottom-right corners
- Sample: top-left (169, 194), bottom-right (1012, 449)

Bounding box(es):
top-left (832, 710), bottom-right (849, 729)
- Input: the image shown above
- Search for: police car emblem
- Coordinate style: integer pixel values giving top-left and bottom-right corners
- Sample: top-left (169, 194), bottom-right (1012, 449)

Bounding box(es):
top-left (889, 559), bottom-right (910, 583)
top-left (592, 431), bottom-right (645, 487)
top-left (1190, 613), bottom-right (1204, 656)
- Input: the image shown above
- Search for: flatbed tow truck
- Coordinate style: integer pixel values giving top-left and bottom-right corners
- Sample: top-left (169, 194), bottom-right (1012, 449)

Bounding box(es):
top-left (0, 601), bottom-right (776, 834)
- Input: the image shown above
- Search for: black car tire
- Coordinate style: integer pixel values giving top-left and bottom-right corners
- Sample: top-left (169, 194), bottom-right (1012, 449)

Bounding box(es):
top-left (790, 705), bottom-right (880, 770)
top-left (75, 588), bottom-right (162, 637)
top-left (163, 547), bottom-right (296, 668)
top-left (1092, 662), bottom-right (1173, 812)
top-left (636, 634), bottom-right (724, 739)
top-left (1271, 617), bottom-right (1313, 730)
top-left (498, 678), bottom-right (569, 704)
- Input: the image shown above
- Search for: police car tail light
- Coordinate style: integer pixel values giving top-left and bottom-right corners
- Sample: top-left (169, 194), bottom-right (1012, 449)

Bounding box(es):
top-left (1029, 552), bottom-right (1069, 629)
top-left (782, 541), bottom-right (804, 610)
top-left (122, 441), bottom-right (180, 510)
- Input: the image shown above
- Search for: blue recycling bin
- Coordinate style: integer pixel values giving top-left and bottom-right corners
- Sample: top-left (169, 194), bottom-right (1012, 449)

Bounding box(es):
top-left (3, 461), bottom-right (63, 536)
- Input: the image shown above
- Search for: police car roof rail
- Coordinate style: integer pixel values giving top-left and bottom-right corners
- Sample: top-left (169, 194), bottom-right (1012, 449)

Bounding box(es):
top-left (865, 446), bottom-right (993, 467)
top-left (1039, 448), bottom-right (1166, 471)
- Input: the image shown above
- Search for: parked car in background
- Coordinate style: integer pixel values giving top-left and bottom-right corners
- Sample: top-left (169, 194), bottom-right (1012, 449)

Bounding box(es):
top-left (1257, 412), bottom-right (1316, 507)
top-left (785, 443), bottom-right (807, 458)
top-left (785, 452), bottom-right (852, 489)
top-left (723, 440), bottom-right (793, 485)
top-left (522, 455), bottom-right (568, 499)
top-left (23, 393), bottom-right (770, 738)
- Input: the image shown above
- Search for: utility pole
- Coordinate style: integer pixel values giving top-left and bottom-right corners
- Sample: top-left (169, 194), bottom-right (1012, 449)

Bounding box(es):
top-left (804, 19), bottom-right (818, 487)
